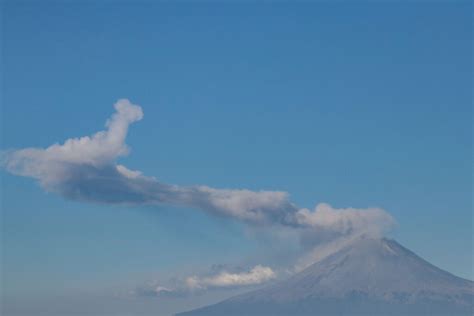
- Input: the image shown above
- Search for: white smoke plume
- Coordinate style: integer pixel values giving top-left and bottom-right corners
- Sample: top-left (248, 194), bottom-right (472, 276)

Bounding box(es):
top-left (1, 99), bottom-right (394, 236)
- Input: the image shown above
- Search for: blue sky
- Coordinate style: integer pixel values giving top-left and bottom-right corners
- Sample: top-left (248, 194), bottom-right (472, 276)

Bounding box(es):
top-left (1, 2), bottom-right (472, 316)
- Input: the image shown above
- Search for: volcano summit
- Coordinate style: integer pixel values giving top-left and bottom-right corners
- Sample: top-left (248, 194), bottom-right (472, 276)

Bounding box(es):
top-left (178, 237), bottom-right (473, 316)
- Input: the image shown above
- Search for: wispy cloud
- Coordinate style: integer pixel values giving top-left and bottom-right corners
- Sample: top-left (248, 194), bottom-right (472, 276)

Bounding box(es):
top-left (185, 265), bottom-right (276, 290)
top-left (1, 99), bottom-right (394, 237)
top-left (135, 265), bottom-right (277, 297)
top-left (295, 203), bottom-right (394, 239)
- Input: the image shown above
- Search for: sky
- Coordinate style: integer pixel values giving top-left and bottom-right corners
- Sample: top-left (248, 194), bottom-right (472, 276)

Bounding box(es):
top-left (1, 1), bottom-right (472, 316)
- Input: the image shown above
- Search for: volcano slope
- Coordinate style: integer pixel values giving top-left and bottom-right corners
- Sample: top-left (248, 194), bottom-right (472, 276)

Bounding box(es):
top-left (177, 237), bottom-right (473, 316)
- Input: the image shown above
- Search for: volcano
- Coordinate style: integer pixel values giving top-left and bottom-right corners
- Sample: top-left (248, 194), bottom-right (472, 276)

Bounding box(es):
top-left (177, 237), bottom-right (473, 316)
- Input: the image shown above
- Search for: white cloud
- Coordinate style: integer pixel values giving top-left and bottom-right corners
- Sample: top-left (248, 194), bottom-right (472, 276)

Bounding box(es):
top-left (116, 164), bottom-right (143, 179)
top-left (134, 265), bottom-right (277, 298)
top-left (1, 99), bottom-right (395, 238)
top-left (1, 100), bottom-right (296, 222)
top-left (2, 99), bottom-right (143, 188)
top-left (185, 265), bottom-right (276, 290)
top-left (295, 203), bottom-right (395, 237)
top-left (189, 186), bottom-right (296, 224)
